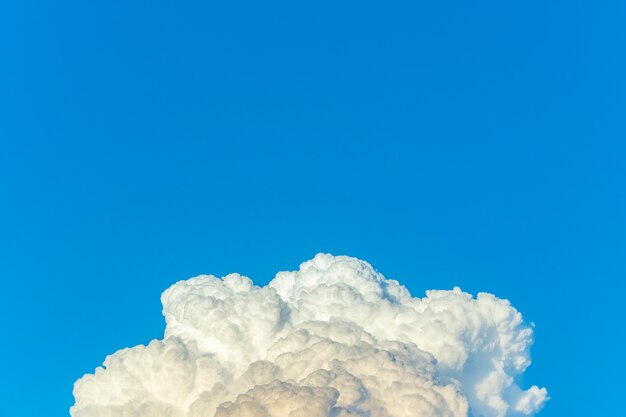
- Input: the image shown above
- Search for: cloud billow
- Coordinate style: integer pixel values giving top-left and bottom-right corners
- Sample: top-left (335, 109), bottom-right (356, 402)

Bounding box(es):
top-left (71, 254), bottom-right (547, 417)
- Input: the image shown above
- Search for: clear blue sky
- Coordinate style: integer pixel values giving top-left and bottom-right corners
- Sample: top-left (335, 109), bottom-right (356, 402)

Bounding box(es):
top-left (1, 1), bottom-right (624, 416)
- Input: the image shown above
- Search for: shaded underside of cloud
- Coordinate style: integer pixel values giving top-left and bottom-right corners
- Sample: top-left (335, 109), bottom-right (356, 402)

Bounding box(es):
top-left (72, 254), bottom-right (547, 417)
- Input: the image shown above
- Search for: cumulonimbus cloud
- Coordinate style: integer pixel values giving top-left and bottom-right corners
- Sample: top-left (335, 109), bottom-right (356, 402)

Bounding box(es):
top-left (71, 254), bottom-right (547, 417)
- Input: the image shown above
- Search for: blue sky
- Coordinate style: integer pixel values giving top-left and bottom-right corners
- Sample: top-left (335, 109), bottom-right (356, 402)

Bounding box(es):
top-left (1, 1), bottom-right (625, 416)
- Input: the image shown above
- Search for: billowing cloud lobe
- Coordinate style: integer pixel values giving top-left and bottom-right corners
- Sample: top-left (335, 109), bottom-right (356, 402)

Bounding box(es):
top-left (72, 254), bottom-right (547, 417)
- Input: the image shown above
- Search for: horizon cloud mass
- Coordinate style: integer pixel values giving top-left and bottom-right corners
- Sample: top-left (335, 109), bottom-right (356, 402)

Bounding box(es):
top-left (71, 253), bottom-right (547, 417)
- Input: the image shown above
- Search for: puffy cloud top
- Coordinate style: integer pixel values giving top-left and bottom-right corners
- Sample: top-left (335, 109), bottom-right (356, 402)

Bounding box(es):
top-left (72, 254), bottom-right (547, 417)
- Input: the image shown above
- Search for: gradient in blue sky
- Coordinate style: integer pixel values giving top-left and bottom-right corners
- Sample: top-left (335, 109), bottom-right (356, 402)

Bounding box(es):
top-left (1, 1), bottom-right (625, 416)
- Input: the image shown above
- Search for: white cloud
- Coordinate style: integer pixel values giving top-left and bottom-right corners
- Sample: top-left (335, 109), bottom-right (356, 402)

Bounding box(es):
top-left (71, 253), bottom-right (547, 417)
